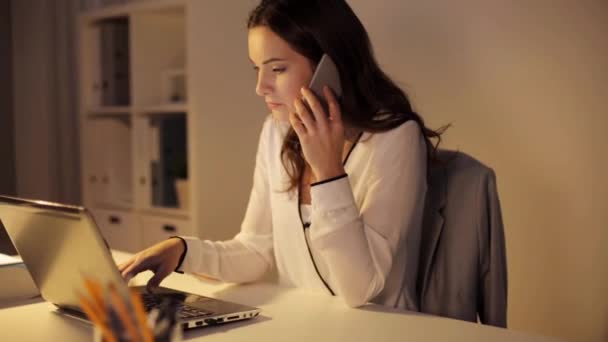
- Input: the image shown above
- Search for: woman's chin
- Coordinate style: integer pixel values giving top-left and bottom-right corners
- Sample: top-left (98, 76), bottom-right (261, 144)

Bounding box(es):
top-left (271, 110), bottom-right (290, 122)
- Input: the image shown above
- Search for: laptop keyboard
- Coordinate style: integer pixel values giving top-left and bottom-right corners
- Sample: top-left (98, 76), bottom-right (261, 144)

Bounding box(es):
top-left (141, 292), bottom-right (213, 319)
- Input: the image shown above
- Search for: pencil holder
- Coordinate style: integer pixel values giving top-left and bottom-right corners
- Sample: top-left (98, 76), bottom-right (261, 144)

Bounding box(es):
top-left (93, 321), bottom-right (182, 342)
top-left (79, 278), bottom-right (184, 342)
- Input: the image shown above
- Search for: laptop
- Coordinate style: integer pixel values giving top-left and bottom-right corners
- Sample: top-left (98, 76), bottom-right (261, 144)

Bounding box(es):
top-left (0, 195), bottom-right (260, 329)
top-left (0, 219), bottom-right (18, 256)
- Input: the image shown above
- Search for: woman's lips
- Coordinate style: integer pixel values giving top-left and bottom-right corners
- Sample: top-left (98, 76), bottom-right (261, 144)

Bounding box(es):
top-left (266, 102), bottom-right (282, 109)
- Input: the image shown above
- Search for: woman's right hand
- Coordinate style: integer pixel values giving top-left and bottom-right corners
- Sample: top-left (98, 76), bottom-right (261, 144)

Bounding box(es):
top-left (117, 237), bottom-right (186, 292)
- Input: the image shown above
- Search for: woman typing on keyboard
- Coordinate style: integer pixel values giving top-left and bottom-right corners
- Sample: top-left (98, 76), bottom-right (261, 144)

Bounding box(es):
top-left (119, 0), bottom-right (446, 311)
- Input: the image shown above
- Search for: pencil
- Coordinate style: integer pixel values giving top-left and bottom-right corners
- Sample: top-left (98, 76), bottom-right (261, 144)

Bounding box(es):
top-left (108, 283), bottom-right (142, 342)
top-left (79, 295), bottom-right (117, 342)
top-left (83, 277), bottom-right (106, 321)
top-left (130, 289), bottom-right (154, 342)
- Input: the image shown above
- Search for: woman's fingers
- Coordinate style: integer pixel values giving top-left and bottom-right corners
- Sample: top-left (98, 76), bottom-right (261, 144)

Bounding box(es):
top-left (288, 111), bottom-right (306, 137)
top-left (300, 87), bottom-right (328, 130)
top-left (117, 258), bottom-right (135, 273)
top-left (120, 255), bottom-right (151, 280)
top-left (293, 97), bottom-right (317, 134)
top-left (146, 263), bottom-right (173, 292)
top-left (323, 86), bottom-right (342, 124)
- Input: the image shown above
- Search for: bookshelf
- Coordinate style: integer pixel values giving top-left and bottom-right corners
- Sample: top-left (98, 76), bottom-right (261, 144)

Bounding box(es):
top-left (79, 1), bottom-right (192, 252)
top-left (79, 0), bottom-right (265, 253)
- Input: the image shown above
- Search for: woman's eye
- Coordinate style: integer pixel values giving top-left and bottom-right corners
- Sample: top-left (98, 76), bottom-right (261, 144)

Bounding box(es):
top-left (272, 67), bottom-right (286, 74)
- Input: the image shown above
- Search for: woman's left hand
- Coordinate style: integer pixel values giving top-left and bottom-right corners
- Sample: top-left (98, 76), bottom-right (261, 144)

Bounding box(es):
top-left (290, 85), bottom-right (346, 182)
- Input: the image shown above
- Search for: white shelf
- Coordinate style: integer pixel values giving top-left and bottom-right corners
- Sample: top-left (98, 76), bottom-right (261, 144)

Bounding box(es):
top-left (87, 106), bottom-right (132, 116)
top-left (139, 207), bottom-right (189, 219)
top-left (80, 0), bottom-right (186, 22)
top-left (162, 68), bottom-right (185, 77)
top-left (135, 103), bottom-right (188, 114)
top-left (92, 202), bottom-right (133, 212)
top-left (79, 0), bottom-right (192, 253)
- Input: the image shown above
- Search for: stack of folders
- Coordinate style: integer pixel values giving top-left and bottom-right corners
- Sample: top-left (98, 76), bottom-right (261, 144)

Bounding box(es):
top-left (0, 254), bottom-right (40, 303)
top-left (80, 278), bottom-right (182, 342)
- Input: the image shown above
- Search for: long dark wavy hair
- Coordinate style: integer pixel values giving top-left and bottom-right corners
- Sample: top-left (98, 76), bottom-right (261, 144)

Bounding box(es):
top-left (247, 0), bottom-right (449, 193)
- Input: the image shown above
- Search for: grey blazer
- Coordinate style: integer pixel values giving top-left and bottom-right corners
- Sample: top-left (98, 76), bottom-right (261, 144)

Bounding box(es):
top-left (417, 150), bottom-right (508, 327)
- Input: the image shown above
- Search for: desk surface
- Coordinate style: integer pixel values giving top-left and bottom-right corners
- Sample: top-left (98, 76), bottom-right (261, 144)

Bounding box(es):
top-left (0, 251), bottom-right (564, 342)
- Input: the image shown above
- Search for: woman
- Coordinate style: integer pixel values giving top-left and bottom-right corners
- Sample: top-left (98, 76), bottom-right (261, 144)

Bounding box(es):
top-left (119, 0), bottom-right (446, 310)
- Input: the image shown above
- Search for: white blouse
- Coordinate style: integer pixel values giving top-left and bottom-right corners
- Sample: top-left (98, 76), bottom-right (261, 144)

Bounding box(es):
top-left (300, 204), bottom-right (336, 294)
top-left (178, 115), bottom-right (427, 310)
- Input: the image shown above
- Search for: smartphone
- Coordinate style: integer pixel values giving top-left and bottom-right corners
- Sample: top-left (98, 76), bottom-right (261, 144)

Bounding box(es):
top-left (306, 54), bottom-right (342, 115)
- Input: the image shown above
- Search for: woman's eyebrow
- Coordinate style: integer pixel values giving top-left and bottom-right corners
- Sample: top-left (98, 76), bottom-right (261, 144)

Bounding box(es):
top-left (262, 57), bottom-right (287, 64)
top-left (249, 57), bottom-right (288, 65)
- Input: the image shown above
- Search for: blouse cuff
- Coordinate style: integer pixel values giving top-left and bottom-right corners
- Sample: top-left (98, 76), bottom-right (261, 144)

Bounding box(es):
top-left (173, 235), bottom-right (201, 274)
top-left (310, 175), bottom-right (360, 242)
top-left (169, 236), bottom-right (188, 274)
top-left (310, 173), bottom-right (348, 187)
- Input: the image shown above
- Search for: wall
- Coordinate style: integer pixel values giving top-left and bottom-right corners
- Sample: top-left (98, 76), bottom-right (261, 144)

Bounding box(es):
top-left (12, 0), bottom-right (58, 199)
top-left (193, 0), bottom-right (607, 340)
top-left (186, 1), bottom-right (606, 340)
top-left (347, 0), bottom-right (607, 341)
top-left (188, 0), bottom-right (265, 241)
top-left (11, 0), bottom-right (81, 203)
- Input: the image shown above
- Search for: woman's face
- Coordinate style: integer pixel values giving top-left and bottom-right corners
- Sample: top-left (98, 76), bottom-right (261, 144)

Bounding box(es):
top-left (248, 26), bottom-right (314, 121)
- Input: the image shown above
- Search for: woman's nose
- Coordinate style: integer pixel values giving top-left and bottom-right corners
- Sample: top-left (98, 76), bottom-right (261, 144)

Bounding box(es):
top-left (255, 71), bottom-right (272, 96)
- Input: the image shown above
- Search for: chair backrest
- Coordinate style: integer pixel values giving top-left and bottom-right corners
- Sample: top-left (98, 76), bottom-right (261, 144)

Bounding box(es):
top-left (417, 150), bottom-right (508, 327)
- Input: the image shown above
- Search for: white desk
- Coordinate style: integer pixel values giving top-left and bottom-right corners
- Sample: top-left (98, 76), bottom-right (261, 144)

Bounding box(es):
top-left (0, 252), bottom-right (564, 342)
